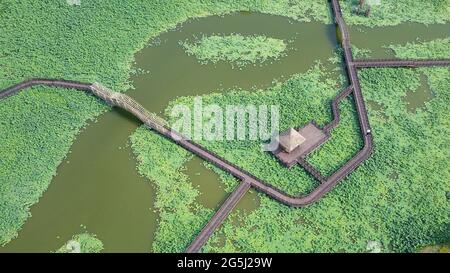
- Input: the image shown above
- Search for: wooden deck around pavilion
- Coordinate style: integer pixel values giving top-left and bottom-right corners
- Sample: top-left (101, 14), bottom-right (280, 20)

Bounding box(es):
top-left (272, 122), bottom-right (329, 168)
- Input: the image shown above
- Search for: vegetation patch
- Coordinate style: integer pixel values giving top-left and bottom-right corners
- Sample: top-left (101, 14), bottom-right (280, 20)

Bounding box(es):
top-left (306, 98), bottom-right (363, 176)
top-left (2, 0), bottom-right (448, 253)
top-left (388, 38), bottom-right (450, 59)
top-left (202, 69), bottom-right (449, 253)
top-left (130, 127), bottom-right (213, 253)
top-left (130, 65), bottom-right (364, 252)
top-left (164, 65), bottom-right (346, 196)
top-left (341, 0), bottom-right (450, 27)
top-left (56, 233), bottom-right (103, 253)
top-left (203, 40), bottom-right (450, 253)
top-left (0, 0), bottom-right (328, 245)
top-left (180, 34), bottom-right (287, 68)
top-left (131, 39), bottom-right (449, 253)
top-left (351, 45), bottom-right (373, 58)
top-left (0, 88), bottom-right (104, 245)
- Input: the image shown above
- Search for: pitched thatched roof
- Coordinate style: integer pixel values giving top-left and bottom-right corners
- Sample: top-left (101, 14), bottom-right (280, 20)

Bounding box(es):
top-left (277, 128), bottom-right (306, 153)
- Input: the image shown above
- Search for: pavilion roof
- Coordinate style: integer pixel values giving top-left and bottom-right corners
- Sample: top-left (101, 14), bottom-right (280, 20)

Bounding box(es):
top-left (277, 128), bottom-right (306, 153)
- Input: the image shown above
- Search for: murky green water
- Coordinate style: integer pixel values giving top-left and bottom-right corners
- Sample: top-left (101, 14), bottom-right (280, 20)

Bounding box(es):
top-left (0, 110), bottom-right (156, 253)
top-left (0, 13), bottom-right (338, 253)
top-left (186, 157), bottom-right (260, 211)
top-left (367, 70), bottom-right (435, 119)
top-left (367, 71), bottom-right (434, 118)
top-left (1, 13), bottom-right (447, 253)
top-left (352, 23), bottom-right (448, 115)
top-left (349, 22), bottom-right (450, 58)
top-left (404, 72), bottom-right (434, 112)
top-left (131, 13), bottom-right (338, 112)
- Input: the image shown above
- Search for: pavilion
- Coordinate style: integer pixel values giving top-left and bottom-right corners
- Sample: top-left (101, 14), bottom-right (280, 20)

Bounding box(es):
top-left (277, 128), bottom-right (306, 153)
top-left (272, 123), bottom-right (330, 168)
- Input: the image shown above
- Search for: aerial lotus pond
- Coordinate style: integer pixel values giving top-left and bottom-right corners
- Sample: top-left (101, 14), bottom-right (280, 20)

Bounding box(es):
top-left (0, 0), bottom-right (449, 253)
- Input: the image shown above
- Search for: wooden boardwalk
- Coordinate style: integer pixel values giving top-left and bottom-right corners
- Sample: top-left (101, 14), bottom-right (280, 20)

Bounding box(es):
top-left (1, 0), bottom-right (449, 253)
top-left (186, 181), bottom-right (251, 253)
top-left (322, 86), bottom-right (353, 133)
top-left (353, 59), bottom-right (450, 68)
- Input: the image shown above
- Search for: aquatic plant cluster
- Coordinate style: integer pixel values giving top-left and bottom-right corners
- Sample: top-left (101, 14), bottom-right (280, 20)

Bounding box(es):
top-left (131, 38), bottom-right (450, 253)
top-left (131, 65), bottom-right (350, 251)
top-left (0, 0), bottom-right (449, 252)
top-left (0, 0), bottom-right (329, 246)
top-left (130, 128), bottom-right (213, 252)
top-left (56, 233), bottom-right (103, 253)
top-left (341, 0), bottom-right (450, 26)
top-left (180, 34), bottom-right (287, 68)
top-left (166, 65), bottom-right (343, 195)
top-left (388, 38), bottom-right (450, 59)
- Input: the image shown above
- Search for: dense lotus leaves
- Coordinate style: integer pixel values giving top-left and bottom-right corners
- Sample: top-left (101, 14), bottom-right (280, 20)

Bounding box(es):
top-left (0, 0), bottom-right (329, 246)
top-left (56, 233), bottom-right (103, 253)
top-left (131, 65), bottom-right (363, 252)
top-left (1, 0), bottom-right (448, 252)
top-left (203, 41), bottom-right (450, 253)
top-left (132, 39), bottom-right (450, 253)
top-left (388, 38), bottom-right (450, 59)
top-left (181, 34), bottom-right (287, 67)
top-left (341, 0), bottom-right (450, 27)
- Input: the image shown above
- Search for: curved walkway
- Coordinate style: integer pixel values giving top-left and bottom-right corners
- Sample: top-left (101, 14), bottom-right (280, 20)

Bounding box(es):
top-left (1, 0), bottom-right (449, 253)
top-left (0, 78), bottom-right (91, 99)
